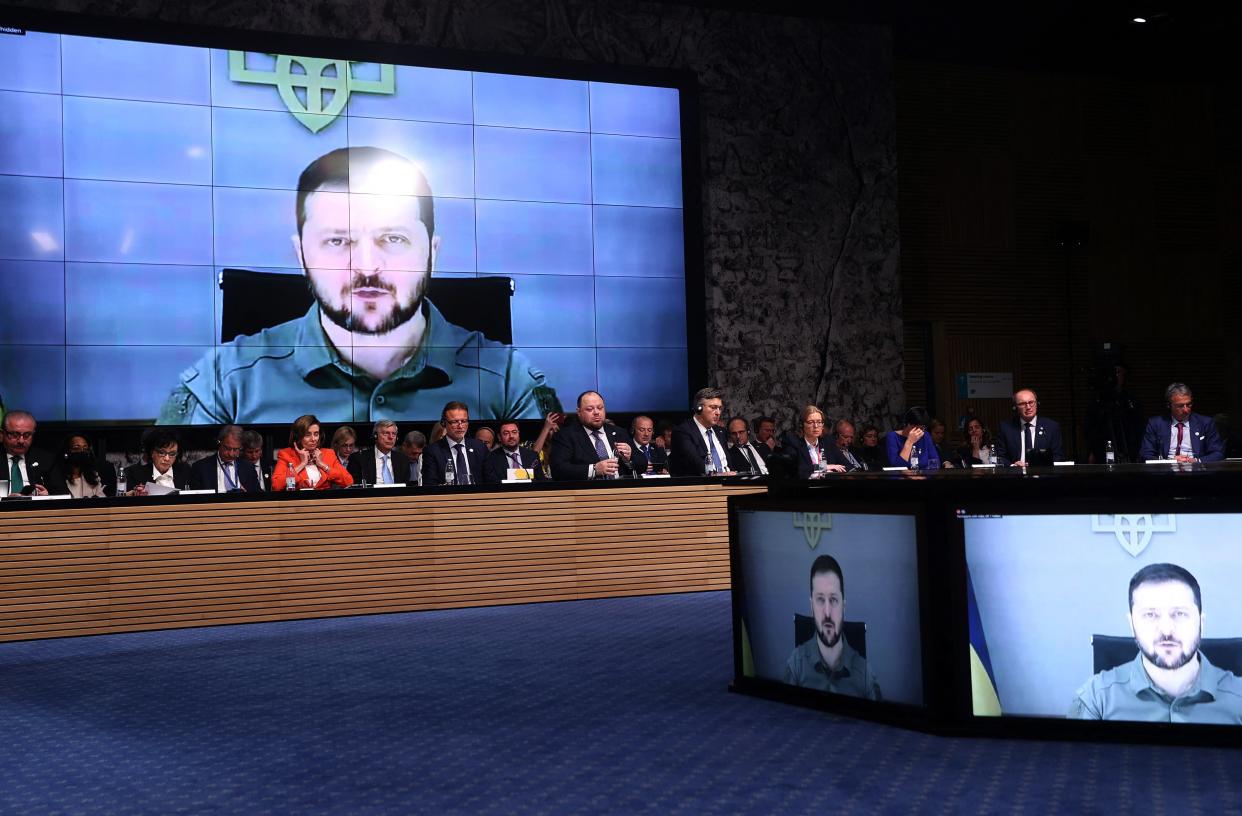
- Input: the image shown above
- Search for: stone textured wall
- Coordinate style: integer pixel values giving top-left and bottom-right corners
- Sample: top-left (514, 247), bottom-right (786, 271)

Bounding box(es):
top-left (11, 0), bottom-right (903, 428)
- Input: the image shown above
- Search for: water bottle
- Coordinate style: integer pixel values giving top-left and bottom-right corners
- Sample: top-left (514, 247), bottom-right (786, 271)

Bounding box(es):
top-left (116, 469), bottom-right (127, 496)
top-left (988, 444), bottom-right (997, 466)
top-left (1105, 439), bottom-right (1115, 464)
top-left (445, 455), bottom-right (456, 486)
top-left (285, 474), bottom-right (296, 492)
top-left (704, 453), bottom-right (716, 476)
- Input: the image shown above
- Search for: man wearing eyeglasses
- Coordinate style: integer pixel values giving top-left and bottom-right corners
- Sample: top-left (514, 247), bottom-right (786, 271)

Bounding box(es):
top-left (3, 410), bottom-right (51, 496)
top-left (1137, 383), bottom-right (1224, 463)
top-left (123, 429), bottom-right (192, 496)
top-left (995, 388), bottom-right (1064, 467)
top-left (190, 425), bottom-right (262, 492)
top-left (422, 401), bottom-right (489, 486)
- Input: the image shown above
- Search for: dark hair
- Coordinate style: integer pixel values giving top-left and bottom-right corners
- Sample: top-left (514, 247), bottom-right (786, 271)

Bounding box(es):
top-left (1129, 563), bottom-right (1201, 612)
top-left (901, 407), bottom-right (931, 429)
top-left (727, 416), bottom-right (749, 430)
top-left (752, 415), bottom-right (775, 433)
top-left (692, 387), bottom-right (724, 411)
top-left (576, 390), bottom-right (604, 409)
top-left (241, 430), bottom-right (264, 450)
top-left (441, 401), bottom-right (470, 421)
top-left (809, 554), bottom-right (845, 597)
top-left (142, 429), bottom-right (180, 458)
top-left (59, 432), bottom-right (100, 487)
top-left (497, 420), bottom-right (520, 433)
top-left (295, 146), bottom-right (434, 241)
top-left (288, 414), bottom-right (321, 448)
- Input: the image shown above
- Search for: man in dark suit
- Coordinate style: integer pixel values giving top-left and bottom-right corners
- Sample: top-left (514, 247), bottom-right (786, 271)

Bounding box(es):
top-left (401, 430), bottom-right (427, 485)
top-left (752, 416), bottom-right (778, 462)
top-left (726, 416), bottom-right (768, 475)
top-left (124, 429), bottom-right (192, 494)
top-left (549, 391), bottom-right (645, 480)
top-left (241, 430), bottom-right (271, 490)
top-left (630, 415), bottom-right (667, 475)
top-left (482, 421), bottom-right (547, 484)
top-left (826, 419), bottom-right (868, 472)
top-left (423, 401), bottom-right (489, 486)
top-left (347, 420), bottom-right (411, 486)
top-left (3, 410), bottom-right (52, 495)
top-left (1137, 383), bottom-right (1224, 463)
top-left (995, 388), bottom-right (1065, 466)
top-left (190, 425), bottom-right (262, 493)
top-left (669, 387), bottom-right (733, 477)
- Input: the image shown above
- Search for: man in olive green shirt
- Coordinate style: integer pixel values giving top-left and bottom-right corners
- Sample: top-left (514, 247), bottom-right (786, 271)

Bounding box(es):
top-left (1069, 562), bottom-right (1242, 723)
top-left (782, 554), bottom-right (882, 700)
top-left (159, 146), bottom-right (555, 425)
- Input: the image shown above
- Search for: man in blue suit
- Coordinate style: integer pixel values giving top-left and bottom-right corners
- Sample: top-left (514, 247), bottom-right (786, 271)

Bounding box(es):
top-left (1138, 383), bottom-right (1224, 463)
top-left (423, 401), bottom-right (490, 486)
top-left (995, 388), bottom-right (1065, 466)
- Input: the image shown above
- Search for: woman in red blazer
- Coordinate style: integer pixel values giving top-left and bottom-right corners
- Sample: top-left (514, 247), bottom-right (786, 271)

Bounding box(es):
top-left (272, 414), bottom-right (354, 490)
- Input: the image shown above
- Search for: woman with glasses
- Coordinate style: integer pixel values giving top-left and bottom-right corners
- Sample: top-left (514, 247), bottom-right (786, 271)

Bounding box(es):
top-left (124, 429), bottom-right (192, 495)
top-left (273, 414), bottom-right (353, 491)
top-left (330, 426), bottom-right (358, 468)
top-left (785, 405), bottom-right (847, 479)
top-left (885, 407), bottom-right (940, 470)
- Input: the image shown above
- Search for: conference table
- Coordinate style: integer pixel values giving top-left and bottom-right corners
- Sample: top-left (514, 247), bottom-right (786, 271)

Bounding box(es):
top-left (0, 476), bottom-right (765, 643)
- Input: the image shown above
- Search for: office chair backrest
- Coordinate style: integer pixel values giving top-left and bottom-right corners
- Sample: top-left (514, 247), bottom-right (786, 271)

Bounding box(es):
top-left (1091, 634), bottom-right (1242, 676)
top-left (220, 269), bottom-right (514, 344)
top-left (794, 613), bottom-right (867, 659)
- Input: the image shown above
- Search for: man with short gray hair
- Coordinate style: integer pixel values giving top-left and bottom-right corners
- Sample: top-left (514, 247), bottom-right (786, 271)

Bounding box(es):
top-left (1138, 383), bottom-right (1224, 463)
top-left (347, 419), bottom-right (410, 485)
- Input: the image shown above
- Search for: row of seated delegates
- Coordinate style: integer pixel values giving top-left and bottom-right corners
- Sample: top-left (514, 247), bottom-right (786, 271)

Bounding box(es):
top-left (419, 401), bottom-right (554, 486)
top-left (548, 391), bottom-right (647, 480)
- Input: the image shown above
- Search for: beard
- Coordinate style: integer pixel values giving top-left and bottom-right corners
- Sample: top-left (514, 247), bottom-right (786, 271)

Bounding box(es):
top-left (1140, 633), bottom-right (1200, 671)
top-left (816, 619), bottom-right (841, 649)
top-left (310, 267), bottom-right (428, 336)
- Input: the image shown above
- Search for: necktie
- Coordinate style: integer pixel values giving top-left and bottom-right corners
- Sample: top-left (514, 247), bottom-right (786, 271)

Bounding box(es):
top-left (706, 430), bottom-right (723, 472)
top-left (510, 451), bottom-right (522, 470)
top-left (222, 460), bottom-right (236, 491)
top-left (1025, 423), bottom-right (1035, 455)
top-left (10, 455), bottom-right (24, 492)
top-left (453, 444), bottom-right (468, 485)
top-left (593, 430), bottom-right (609, 460)
top-left (844, 448), bottom-right (860, 470)
top-left (381, 453), bottom-right (392, 484)
top-left (642, 445), bottom-right (653, 472)
top-left (1176, 422), bottom-right (1185, 456)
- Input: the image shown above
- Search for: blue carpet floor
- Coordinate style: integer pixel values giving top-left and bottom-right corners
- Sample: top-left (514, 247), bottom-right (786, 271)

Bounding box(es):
top-left (1, 591), bottom-right (1240, 815)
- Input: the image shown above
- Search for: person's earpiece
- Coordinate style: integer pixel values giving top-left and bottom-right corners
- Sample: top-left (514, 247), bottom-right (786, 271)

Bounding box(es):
top-left (694, 403), bottom-right (703, 414)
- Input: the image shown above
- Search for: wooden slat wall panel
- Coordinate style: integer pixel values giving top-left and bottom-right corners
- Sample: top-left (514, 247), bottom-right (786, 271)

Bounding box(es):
top-left (0, 483), bottom-right (762, 642)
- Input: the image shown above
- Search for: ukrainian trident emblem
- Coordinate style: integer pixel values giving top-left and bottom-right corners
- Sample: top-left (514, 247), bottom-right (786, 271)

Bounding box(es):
top-left (228, 51), bottom-right (396, 133)
top-left (793, 512), bottom-right (832, 550)
top-left (1091, 514), bottom-right (1177, 557)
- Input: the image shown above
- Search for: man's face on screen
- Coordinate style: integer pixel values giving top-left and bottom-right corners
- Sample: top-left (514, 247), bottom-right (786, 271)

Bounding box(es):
top-left (810, 571), bottom-right (844, 650)
top-left (298, 181), bottom-right (437, 336)
top-left (1130, 580), bottom-right (1201, 671)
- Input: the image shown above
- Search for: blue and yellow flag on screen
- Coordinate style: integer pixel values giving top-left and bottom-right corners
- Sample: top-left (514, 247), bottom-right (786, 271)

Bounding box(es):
top-left (967, 570), bottom-right (1002, 716)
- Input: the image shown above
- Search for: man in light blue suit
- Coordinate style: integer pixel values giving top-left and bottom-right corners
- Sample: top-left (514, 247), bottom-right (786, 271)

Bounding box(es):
top-left (1138, 383), bottom-right (1224, 463)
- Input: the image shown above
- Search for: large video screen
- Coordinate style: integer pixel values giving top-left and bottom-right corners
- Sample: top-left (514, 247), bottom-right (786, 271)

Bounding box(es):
top-left (965, 512), bottom-right (1242, 725)
top-left (0, 27), bottom-right (689, 424)
top-left (734, 509), bottom-right (924, 706)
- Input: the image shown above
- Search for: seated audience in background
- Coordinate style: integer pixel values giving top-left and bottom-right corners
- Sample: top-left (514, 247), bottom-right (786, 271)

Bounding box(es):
top-left (125, 429), bottom-right (192, 495)
top-left (400, 430), bottom-right (427, 485)
top-left (928, 418), bottom-right (954, 468)
top-left (1137, 383), bottom-right (1224, 463)
top-left (826, 419), bottom-right (867, 472)
top-left (726, 416), bottom-right (768, 475)
top-left (190, 425), bottom-right (261, 493)
top-left (655, 420), bottom-right (674, 451)
top-left (3, 409), bottom-right (51, 496)
top-left (423, 401), bottom-right (489, 486)
top-left (630, 415), bottom-right (667, 475)
top-left (347, 420), bottom-right (409, 486)
top-left (474, 426), bottom-right (497, 452)
top-left (955, 417), bottom-right (994, 466)
top-left (331, 426), bottom-right (358, 468)
top-left (549, 391), bottom-right (644, 481)
top-left (46, 433), bottom-right (111, 498)
top-left (856, 424), bottom-right (885, 470)
top-left (483, 420), bottom-right (547, 483)
top-left (752, 416), bottom-right (778, 461)
top-left (885, 407), bottom-right (940, 470)
top-left (670, 388), bottom-right (733, 477)
top-left (995, 388), bottom-right (1064, 466)
top-left (273, 414), bottom-right (353, 491)
top-left (241, 430), bottom-right (270, 490)
top-left (782, 405), bottom-right (846, 479)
